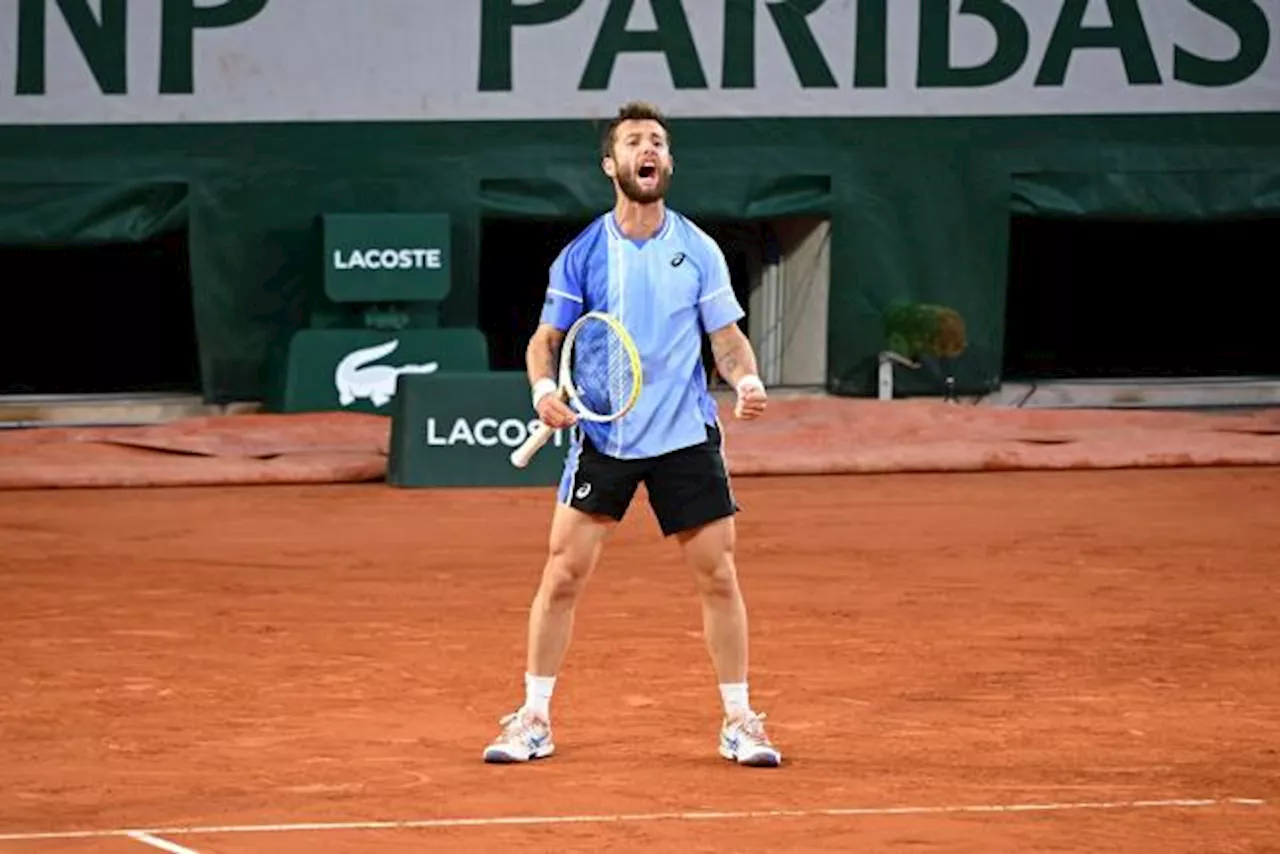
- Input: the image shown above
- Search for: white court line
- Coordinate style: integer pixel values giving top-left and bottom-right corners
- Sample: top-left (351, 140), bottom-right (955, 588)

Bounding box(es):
top-left (127, 831), bottom-right (201, 854)
top-left (0, 797), bottom-right (1266, 843)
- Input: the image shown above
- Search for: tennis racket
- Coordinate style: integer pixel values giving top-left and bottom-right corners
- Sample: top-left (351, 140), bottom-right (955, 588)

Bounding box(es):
top-left (510, 310), bottom-right (643, 469)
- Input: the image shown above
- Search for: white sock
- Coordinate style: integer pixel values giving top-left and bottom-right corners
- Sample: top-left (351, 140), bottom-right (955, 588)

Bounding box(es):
top-left (523, 673), bottom-right (556, 720)
top-left (719, 682), bottom-right (750, 718)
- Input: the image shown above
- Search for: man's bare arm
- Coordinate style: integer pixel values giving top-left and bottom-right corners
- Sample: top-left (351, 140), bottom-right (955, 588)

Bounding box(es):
top-left (525, 323), bottom-right (579, 427)
top-left (708, 322), bottom-right (760, 388)
top-left (526, 323), bottom-right (566, 386)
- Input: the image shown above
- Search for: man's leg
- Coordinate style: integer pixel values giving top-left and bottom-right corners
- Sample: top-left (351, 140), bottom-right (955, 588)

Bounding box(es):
top-left (526, 502), bottom-right (615, 686)
top-left (484, 433), bottom-right (639, 763)
top-left (676, 515), bottom-right (747, 688)
top-left (483, 503), bottom-right (614, 764)
top-left (649, 426), bottom-right (781, 767)
top-left (677, 514), bottom-right (780, 767)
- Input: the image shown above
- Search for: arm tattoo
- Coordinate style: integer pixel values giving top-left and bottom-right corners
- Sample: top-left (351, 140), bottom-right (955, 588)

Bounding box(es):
top-left (711, 330), bottom-right (756, 384)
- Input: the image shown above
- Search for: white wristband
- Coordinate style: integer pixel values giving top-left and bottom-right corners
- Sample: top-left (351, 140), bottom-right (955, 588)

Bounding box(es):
top-left (531, 377), bottom-right (557, 409)
top-left (735, 374), bottom-right (764, 395)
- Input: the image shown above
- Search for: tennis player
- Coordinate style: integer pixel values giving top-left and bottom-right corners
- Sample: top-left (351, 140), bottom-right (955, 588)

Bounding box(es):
top-left (483, 101), bottom-right (781, 768)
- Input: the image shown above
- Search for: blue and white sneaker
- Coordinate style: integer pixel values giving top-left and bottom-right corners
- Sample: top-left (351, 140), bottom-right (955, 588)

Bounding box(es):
top-left (482, 709), bottom-right (555, 763)
top-left (719, 711), bottom-right (782, 767)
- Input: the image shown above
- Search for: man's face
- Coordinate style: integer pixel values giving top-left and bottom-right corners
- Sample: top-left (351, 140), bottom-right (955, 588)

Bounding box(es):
top-left (605, 119), bottom-right (673, 203)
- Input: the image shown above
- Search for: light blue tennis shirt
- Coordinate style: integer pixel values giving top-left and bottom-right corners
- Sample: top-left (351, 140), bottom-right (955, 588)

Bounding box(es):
top-left (539, 209), bottom-right (745, 460)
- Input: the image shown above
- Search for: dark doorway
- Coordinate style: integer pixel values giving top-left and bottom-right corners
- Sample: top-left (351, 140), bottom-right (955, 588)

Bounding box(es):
top-left (1003, 215), bottom-right (1280, 380)
top-left (0, 230), bottom-right (200, 395)
top-left (478, 217), bottom-right (594, 372)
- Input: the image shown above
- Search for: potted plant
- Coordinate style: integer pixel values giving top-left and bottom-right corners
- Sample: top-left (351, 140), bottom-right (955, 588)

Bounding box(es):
top-left (879, 302), bottom-right (967, 401)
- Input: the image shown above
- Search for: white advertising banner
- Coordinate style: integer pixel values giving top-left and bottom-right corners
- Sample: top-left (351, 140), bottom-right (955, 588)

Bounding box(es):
top-left (1, 0), bottom-right (1277, 125)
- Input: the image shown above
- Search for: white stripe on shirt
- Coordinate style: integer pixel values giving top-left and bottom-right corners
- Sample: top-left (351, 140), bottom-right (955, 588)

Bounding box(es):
top-left (547, 288), bottom-right (583, 303)
top-left (698, 285), bottom-right (733, 303)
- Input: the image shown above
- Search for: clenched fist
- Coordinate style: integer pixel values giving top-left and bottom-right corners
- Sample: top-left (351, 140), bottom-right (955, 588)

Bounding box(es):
top-left (536, 393), bottom-right (577, 429)
top-left (734, 375), bottom-right (767, 420)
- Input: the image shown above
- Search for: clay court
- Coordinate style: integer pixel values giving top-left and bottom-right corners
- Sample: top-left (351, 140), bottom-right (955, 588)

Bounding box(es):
top-left (2, 441), bottom-right (1278, 851)
top-left (4, 0), bottom-right (1280, 847)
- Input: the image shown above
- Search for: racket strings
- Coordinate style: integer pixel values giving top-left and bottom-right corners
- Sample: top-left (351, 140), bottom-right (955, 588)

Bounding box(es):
top-left (570, 318), bottom-right (636, 419)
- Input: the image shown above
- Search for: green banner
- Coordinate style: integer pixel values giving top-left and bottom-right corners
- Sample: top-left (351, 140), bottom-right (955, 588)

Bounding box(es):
top-left (282, 328), bottom-right (488, 413)
top-left (322, 213), bottom-right (452, 303)
top-left (387, 371), bottom-right (570, 488)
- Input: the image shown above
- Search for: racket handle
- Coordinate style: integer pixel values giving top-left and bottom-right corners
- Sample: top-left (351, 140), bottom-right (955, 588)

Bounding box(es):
top-left (510, 422), bottom-right (556, 469)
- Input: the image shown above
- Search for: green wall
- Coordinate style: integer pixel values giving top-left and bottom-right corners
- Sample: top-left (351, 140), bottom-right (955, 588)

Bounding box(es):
top-left (1, 113), bottom-right (1277, 403)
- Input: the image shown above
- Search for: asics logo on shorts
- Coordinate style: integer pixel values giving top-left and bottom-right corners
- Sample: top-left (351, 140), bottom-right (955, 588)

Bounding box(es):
top-left (575, 483), bottom-right (592, 499)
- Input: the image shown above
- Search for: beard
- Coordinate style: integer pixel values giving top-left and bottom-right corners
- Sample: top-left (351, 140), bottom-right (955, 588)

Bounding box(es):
top-left (616, 165), bottom-right (671, 203)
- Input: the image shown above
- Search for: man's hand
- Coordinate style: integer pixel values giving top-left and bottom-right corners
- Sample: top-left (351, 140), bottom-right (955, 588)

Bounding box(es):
top-left (531, 378), bottom-right (577, 429)
top-left (734, 375), bottom-right (767, 420)
top-left (536, 393), bottom-right (578, 429)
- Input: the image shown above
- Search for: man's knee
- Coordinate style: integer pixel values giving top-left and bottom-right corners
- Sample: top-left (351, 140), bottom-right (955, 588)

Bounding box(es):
top-left (541, 547), bottom-right (593, 603)
top-left (539, 504), bottom-right (612, 604)
top-left (691, 555), bottom-right (740, 599)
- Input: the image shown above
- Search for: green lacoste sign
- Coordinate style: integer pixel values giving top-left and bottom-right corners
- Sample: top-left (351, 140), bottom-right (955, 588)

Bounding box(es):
top-left (388, 372), bottom-right (569, 488)
top-left (322, 213), bottom-right (452, 303)
top-left (282, 328), bottom-right (489, 413)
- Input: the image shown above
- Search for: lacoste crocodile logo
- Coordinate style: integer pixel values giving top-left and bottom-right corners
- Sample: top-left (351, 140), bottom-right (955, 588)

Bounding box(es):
top-left (334, 339), bottom-right (439, 408)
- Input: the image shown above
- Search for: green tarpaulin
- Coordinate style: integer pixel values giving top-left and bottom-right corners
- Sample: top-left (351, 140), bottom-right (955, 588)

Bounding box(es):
top-left (1, 114), bottom-right (1278, 402)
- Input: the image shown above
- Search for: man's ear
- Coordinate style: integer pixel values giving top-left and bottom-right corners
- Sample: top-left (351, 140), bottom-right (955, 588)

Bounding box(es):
top-left (602, 154), bottom-right (617, 179)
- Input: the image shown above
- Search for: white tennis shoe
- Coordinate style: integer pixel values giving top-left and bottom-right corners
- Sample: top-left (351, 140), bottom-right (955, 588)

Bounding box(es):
top-left (482, 709), bottom-right (555, 763)
top-left (719, 710), bottom-right (782, 767)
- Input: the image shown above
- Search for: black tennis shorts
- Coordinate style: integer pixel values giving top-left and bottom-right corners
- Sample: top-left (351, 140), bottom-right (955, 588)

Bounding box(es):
top-left (556, 422), bottom-right (739, 536)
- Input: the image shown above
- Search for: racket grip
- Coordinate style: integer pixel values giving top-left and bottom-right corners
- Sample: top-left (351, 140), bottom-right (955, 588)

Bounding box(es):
top-left (510, 422), bottom-right (556, 468)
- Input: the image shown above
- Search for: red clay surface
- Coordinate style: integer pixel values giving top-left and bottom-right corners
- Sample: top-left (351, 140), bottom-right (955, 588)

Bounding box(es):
top-left (1, 468), bottom-right (1278, 852)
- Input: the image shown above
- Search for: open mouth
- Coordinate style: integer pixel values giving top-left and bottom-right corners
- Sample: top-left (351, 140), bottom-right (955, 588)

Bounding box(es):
top-left (638, 164), bottom-right (657, 180)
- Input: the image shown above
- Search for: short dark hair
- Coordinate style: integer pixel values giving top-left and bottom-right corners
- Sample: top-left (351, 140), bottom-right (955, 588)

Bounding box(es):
top-left (601, 101), bottom-right (670, 159)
